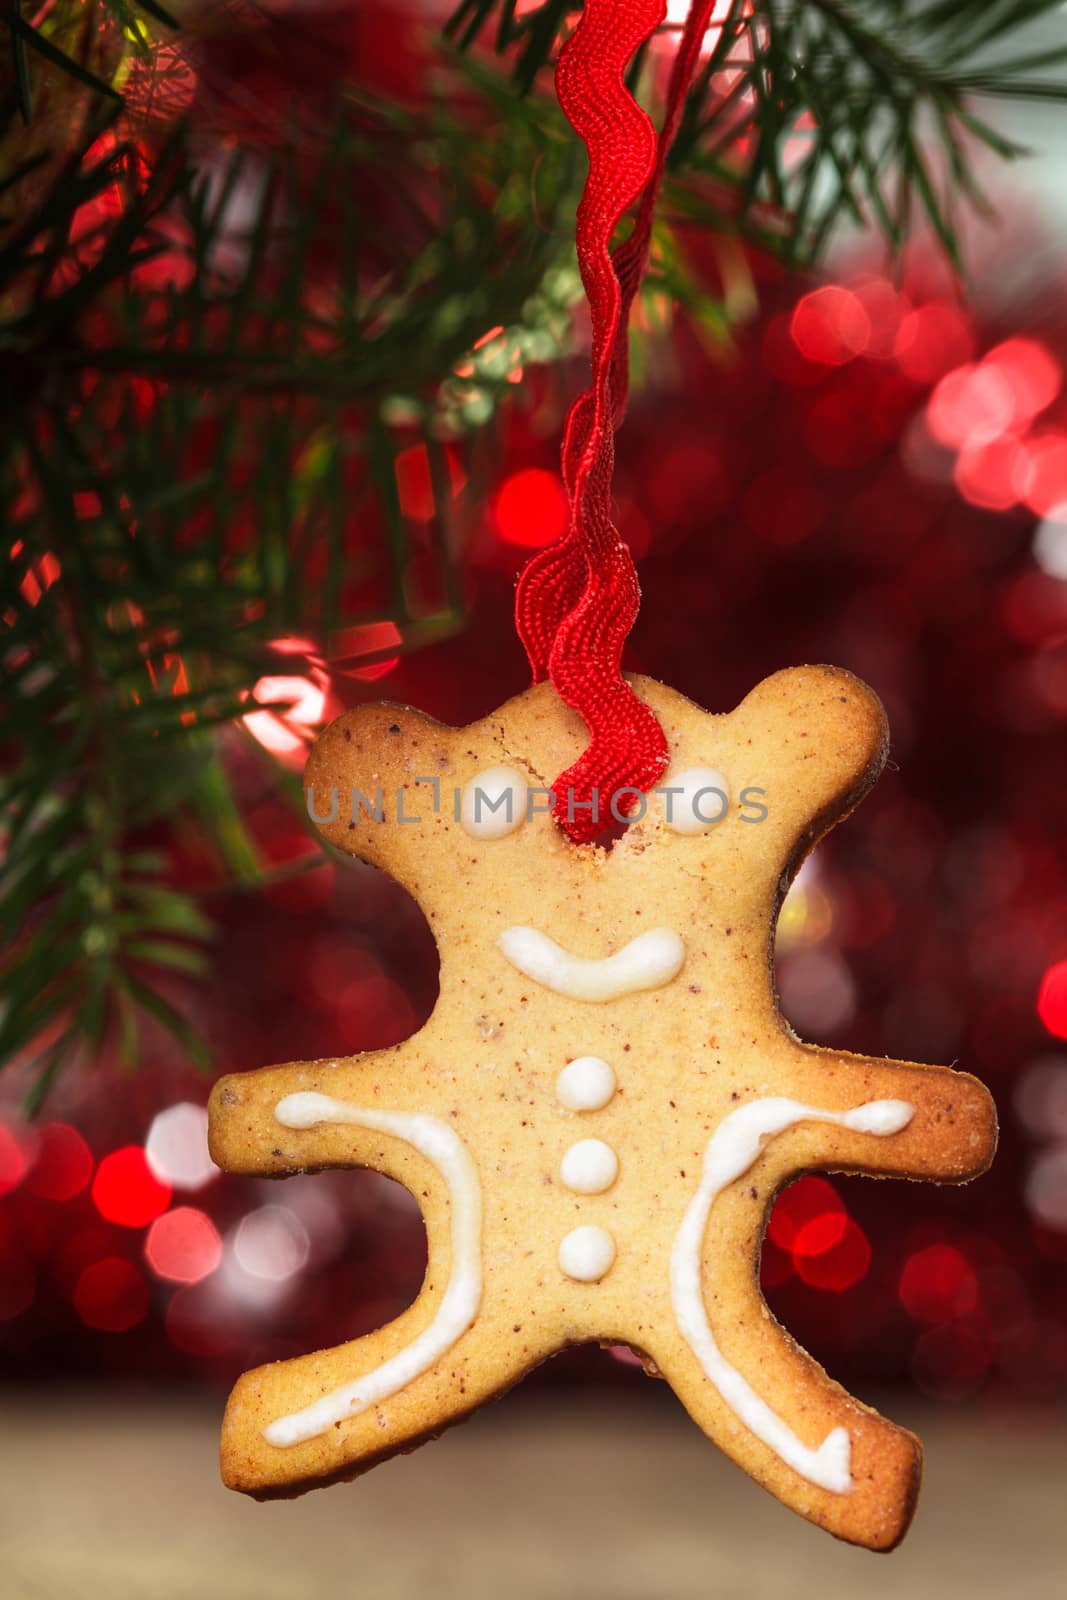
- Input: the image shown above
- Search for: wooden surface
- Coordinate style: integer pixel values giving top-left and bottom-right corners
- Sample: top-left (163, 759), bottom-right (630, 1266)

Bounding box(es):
top-left (0, 1388), bottom-right (1064, 1597)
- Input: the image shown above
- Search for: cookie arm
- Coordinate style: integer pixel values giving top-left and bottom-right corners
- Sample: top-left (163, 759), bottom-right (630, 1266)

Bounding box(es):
top-left (778, 1045), bottom-right (998, 1184)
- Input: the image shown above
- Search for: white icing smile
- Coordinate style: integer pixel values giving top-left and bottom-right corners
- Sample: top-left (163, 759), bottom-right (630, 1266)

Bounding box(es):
top-left (264, 1092), bottom-right (483, 1449)
top-left (499, 926), bottom-right (684, 1001)
top-left (670, 1096), bottom-right (914, 1493)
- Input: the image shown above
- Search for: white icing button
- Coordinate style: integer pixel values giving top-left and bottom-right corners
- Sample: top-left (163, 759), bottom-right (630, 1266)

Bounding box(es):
top-left (460, 765), bottom-right (527, 840)
top-left (556, 1057), bottom-right (616, 1112)
top-left (558, 1225), bottom-right (616, 1282)
top-left (664, 767), bottom-right (730, 834)
top-left (560, 1138), bottom-right (619, 1194)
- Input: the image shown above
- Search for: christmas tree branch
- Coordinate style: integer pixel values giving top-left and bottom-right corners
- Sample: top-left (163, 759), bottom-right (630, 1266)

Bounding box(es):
top-left (448, 0), bottom-right (1067, 265)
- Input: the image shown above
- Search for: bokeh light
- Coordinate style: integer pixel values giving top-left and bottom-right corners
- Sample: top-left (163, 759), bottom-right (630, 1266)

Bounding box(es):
top-left (1017, 433), bottom-right (1067, 516)
top-left (768, 1175), bottom-right (843, 1250)
top-left (893, 301), bottom-right (973, 382)
top-left (233, 1205), bottom-right (310, 1282)
top-left (92, 1147), bottom-right (172, 1227)
top-left (145, 1104), bottom-right (217, 1193)
top-left (776, 948), bottom-right (856, 1033)
top-left (1033, 506), bottom-right (1067, 579)
top-left (0, 1123), bottom-right (26, 1197)
top-left (1037, 960), bottom-right (1067, 1039)
top-left (927, 363), bottom-right (1015, 450)
top-left (492, 468), bottom-right (569, 547)
top-left (74, 1258), bottom-right (150, 1333)
top-left (790, 286), bottom-right (870, 366)
top-left (145, 1207), bottom-right (222, 1284)
top-left (794, 1219), bottom-right (871, 1291)
top-left (1025, 1149), bottom-right (1067, 1232)
top-left (1015, 1056), bottom-right (1067, 1140)
top-left (25, 1123), bottom-right (93, 1202)
top-left (899, 1243), bottom-right (977, 1323)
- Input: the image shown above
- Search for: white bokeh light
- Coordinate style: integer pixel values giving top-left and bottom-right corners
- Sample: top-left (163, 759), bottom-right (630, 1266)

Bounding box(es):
top-left (1015, 1056), bottom-right (1067, 1141)
top-left (145, 1103), bottom-right (217, 1192)
top-left (776, 948), bottom-right (857, 1033)
top-left (234, 1204), bottom-right (310, 1282)
top-left (1025, 1147), bottom-right (1067, 1232)
top-left (1033, 506), bottom-right (1067, 580)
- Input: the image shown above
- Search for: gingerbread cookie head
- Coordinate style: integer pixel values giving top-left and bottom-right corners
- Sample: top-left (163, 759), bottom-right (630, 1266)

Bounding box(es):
top-left (209, 667), bottom-right (996, 1549)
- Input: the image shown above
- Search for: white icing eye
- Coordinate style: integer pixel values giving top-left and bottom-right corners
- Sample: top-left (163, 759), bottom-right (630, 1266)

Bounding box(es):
top-left (663, 767), bottom-right (730, 835)
top-left (558, 1224), bottom-right (616, 1282)
top-left (556, 1057), bottom-right (616, 1112)
top-left (560, 1138), bottom-right (619, 1194)
top-left (460, 765), bottom-right (528, 840)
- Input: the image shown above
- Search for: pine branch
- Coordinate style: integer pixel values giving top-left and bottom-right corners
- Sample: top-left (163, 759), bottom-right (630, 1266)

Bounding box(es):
top-left (5, 0), bottom-right (175, 123)
top-left (1, 51), bottom-right (584, 1104)
top-left (448, 0), bottom-right (1067, 265)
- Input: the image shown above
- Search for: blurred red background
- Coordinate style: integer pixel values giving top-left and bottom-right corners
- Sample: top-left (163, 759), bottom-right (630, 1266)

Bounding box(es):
top-left (4, 0), bottom-right (1067, 1435)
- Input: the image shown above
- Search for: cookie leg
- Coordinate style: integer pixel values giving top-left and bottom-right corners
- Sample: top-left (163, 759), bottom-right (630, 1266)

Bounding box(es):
top-left (218, 1292), bottom-right (538, 1497)
top-left (650, 1303), bottom-right (921, 1550)
top-left (209, 1055), bottom-right (544, 1498)
top-left (640, 1087), bottom-right (940, 1549)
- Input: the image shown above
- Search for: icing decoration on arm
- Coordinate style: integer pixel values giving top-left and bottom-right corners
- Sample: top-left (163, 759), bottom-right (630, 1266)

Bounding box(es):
top-left (460, 766), bottom-right (528, 840)
top-left (499, 926), bottom-right (684, 1001)
top-left (264, 1092), bottom-right (483, 1449)
top-left (560, 1137), bottom-right (619, 1194)
top-left (556, 1056), bottom-right (616, 1111)
top-left (559, 1224), bottom-right (616, 1282)
top-left (670, 1097), bottom-right (914, 1493)
top-left (663, 768), bottom-right (730, 834)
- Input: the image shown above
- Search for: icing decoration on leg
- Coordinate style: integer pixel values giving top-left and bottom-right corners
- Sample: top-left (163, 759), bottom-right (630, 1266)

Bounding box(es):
top-left (265, 1092), bottom-right (482, 1448)
top-left (670, 1097), bottom-right (914, 1493)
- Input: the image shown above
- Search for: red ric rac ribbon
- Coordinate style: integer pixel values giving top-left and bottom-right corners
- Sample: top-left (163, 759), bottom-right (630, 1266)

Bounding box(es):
top-left (514, 0), bottom-right (719, 844)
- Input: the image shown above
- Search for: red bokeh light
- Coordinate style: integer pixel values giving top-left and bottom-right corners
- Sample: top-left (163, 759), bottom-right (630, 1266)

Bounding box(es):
top-left (790, 286), bottom-right (870, 366)
top-left (767, 1175), bottom-right (843, 1249)
top-left (337, 974), bottom-right (416, 1051)
top-left (492, 468), bottom-right (568, 548)
top-left (92, 1146), bottom-right (172, 1227)
top-left (1038, 960), bottom-right (1067, 1039)
top-left (899, 1242), bottom-right (977, 1322)
top-left (794, 1218), bottom-right (871, 1291)
top-left (26, 1123), bottom-right (93, 1202)
top-left (954, 434), bottom-right (1027, 512)
top-left (1017, 433), bottom-right (1067, 517)
top-left (145, 1207), bottom-right (222, 1284)
top-left (0, 1124), bottom-right (25, 1197)
top-left (73, 1258), bottom-right (150, 1333)
top-left (927, 363), bottom-right (1014, 450)
top-left (893, 301), bottom-right (973, 383)
top-left (792, 1210), bottom-right (848, 1257)
top-left (331, 618), bottom-right (403, 682)
top-left (983, 338), bottom-right (1060, 423)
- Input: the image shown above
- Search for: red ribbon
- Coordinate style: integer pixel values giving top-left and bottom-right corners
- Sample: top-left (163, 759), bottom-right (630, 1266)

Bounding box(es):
top-left (514, 1), bottom-right (718, 843)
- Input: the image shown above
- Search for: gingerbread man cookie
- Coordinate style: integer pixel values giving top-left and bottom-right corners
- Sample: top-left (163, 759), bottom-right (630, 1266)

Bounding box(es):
top-left (209, 667), bottom-right (996, 1549)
